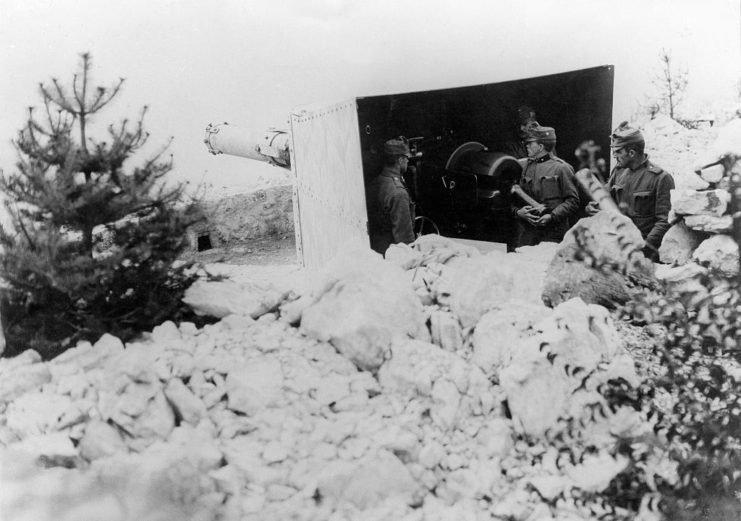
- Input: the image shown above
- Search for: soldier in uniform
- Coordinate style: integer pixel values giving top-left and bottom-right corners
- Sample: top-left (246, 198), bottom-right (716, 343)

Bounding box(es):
top-left (601, 121), bottom-right (675, 262)
top-left (366, 138), bottom-right (416, 255)
top-left (512, 124), bottom-right (580, 247)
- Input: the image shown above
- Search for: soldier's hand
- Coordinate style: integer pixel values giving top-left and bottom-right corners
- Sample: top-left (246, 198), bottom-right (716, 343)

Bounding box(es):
top-left (517, 206), bottom-right (537, 222)
top-left (585, 201), bottom-right (600, 216)
top-left (536, 214), bottom-right (553, 227)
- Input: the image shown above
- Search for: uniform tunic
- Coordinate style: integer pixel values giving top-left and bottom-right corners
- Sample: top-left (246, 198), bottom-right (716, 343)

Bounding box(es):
top-left (366, 167), bottom-right (416, 255)
top-left (513, 151), bottom-right (580, 246)
top-left (606, 157), bottom-right (674, 260)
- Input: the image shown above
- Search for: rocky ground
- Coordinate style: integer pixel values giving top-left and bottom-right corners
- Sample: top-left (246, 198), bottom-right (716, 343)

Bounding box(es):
top-left (1, 116), bottom-right (739, 521)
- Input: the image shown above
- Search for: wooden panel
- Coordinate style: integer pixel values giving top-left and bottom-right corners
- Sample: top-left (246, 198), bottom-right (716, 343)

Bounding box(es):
top-left (290, 99), bottom-right (368, 268)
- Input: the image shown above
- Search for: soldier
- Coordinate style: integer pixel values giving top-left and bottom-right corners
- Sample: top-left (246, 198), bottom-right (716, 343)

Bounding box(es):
top-left (512, 124), bottom-right (580, 247)
top-left (601, 121), bottom-right (675, 262)
top-left (366, 138), bottom-right (416, 255)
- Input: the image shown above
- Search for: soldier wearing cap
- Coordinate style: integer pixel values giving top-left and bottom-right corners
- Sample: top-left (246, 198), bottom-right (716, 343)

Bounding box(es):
top-left (602, 121), bottom-right (675, 261)
top-left (366, 138), bottom-right (416, 255)
top-left (511, 124), bottom-right (580, 246)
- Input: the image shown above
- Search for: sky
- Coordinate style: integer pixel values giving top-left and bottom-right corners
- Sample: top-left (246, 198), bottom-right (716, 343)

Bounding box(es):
top-left (1, 0), bottom-right (740, 193)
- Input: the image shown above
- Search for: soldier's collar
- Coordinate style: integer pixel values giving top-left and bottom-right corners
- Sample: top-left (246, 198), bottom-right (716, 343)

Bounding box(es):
top-left (629, 155), bottom-right (649, 171)
top-left (528, 150), bottom-right (551, 163)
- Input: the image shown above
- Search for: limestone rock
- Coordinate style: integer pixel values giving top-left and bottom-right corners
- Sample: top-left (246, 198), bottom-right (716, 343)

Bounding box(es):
top-left (183, 278), bottom-right (287, 319)
top-left (684, 214), bottom-right (733, 233)
top-left (692, 234), bottom-right (739, 276)
top-left (471, 300), bottom-right (550, 373)
top-left (316, 450), bottom-right (421, 509)
top-left (226, 356), bottom-right (284, 415)
top-left (164, 378), bottom-right (208, 424)
top-left (52, 335), bottom-right (125, 374)
top-left (429, 311), bottom-right (463, 352)
top-left (0, 358), bottom-right (51, 404)
top-left (300, 249), bottom-right (426, 371)
top-left (542, 212), bottom-right (653, 309)
top-left (698, 163), bottom-right (724, 183)
top-left (659, 221), bottom-right (703, 265)
top-left (438, 253), bottom-right (515, 329)
top-left (78, 420), bottom-right (129, 460)
top-left (671, 188), bottom-right (730, 216)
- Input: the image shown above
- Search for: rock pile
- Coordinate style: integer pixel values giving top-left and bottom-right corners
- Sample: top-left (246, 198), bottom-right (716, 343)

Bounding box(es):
top-left (0, 238), bottom-right (670, 521)
top-left (658, 119), bottom-right (741, 276)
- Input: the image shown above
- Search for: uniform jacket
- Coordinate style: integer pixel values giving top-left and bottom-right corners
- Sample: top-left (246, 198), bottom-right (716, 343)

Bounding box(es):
top-left (607, 157), bottom-right (674, 255)
top-left (511, 151), bottom-right (579, 246)
top-left (515, 151), bottom-right (580, 224)
top-left (366, 166), bottom-right (416, 255)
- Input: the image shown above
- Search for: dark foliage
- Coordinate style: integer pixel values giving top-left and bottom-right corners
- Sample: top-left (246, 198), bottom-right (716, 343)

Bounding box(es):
top-left (0, 53), bottom-right (204, 359)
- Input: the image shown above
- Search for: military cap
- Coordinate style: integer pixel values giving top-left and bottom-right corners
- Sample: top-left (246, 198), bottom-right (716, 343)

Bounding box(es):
top-left (610, 121), bottom-right (644, 149)
top-left (383, 138), bottom-right (411, 156)
top-left (523, 124), bottom-right (557, 143)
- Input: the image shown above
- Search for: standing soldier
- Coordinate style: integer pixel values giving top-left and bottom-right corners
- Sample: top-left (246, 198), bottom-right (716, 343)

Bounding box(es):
top-left (603, 121), bottom-right (675, 262)
top-left (512, 124), bottom-right (580, 247)
top-left (366, 138), bottom-right (416, 255)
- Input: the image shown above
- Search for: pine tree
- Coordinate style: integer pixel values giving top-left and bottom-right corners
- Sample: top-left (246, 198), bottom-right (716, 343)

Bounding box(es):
top-left (0, 53), bottom-right (204, 359)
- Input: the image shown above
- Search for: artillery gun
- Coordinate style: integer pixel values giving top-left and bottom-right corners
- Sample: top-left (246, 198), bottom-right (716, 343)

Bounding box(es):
top-left (205, 65), bottom-right (615, 267)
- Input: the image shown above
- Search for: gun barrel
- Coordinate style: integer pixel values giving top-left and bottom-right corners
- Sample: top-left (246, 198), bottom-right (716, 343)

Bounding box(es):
top-left (511, 184), bottom-right (547, 213)
top-left (204, 123), bottom-right (291, 169)
top-left (574, 168), bottom-right (618, 212)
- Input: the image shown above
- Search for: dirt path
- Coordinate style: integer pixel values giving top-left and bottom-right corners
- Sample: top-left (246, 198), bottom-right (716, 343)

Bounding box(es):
top-left (183, 234), bottom-right (297, 266)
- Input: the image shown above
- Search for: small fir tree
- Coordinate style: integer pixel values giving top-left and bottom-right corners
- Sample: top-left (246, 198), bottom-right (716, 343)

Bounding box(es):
top-left (0, 52), bottom-right (203, 358)
top-left (653, 48), bottom-right (688, 121)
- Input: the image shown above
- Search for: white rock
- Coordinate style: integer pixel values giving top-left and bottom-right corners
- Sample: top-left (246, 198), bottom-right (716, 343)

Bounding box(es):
top-left (442, 253), bottom-right (515, 329)
top-left (164, 378), bottom-right (208, 424)
top-left (419, 441), bottom-right (446, 469)
top-left (78, 420), bottom-right (128, 460)
top-left (692, 234), bottom-right (739, 276)
top-left (684, 214), bottom-right (733, 233)
top-left (429, 311), bottom-right (463, 352)
top-left (529, 475), bottom-right (569, 501)
top-left (0, 359), bottom-right (51, 404)
top-left (4, 391), bottom-right (74, 437)
top-left (183, 278), bottom-right (287, 319)
top-left (472, 301), bottom-right (550, 373)
top-left (565, 451), bottom-right (629, 493)
top-left (698, 163), bottom-right (724, 183)
top-left (300, 250), bottom-right (426, 371)
top-left (659, 221), bottom-right (703, 265)
top-left (316, 450), bottom-right (420, 509)
top-left (500, 353), bottom-right (570, 438)
top-left (671, 188), bottom-right (730, 216)
top-left (226, 356), bottom-right (284, 415)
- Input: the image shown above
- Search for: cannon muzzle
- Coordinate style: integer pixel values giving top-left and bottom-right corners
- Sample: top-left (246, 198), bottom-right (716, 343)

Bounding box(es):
top-left (204, 123), bottom-right (291, 169)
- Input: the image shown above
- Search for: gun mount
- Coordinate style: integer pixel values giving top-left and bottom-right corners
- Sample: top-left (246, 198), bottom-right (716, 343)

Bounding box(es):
top-left (205, 65), bottom-right (614, 267)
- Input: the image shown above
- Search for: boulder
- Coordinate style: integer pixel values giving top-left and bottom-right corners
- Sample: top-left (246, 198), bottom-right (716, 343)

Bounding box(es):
top-left (316, 450), bottom-right (421, 509)
top-left (684, 214), bottom-right (733, 233)
top-left (692, 234), bottom-right (739, 276)
top-left (0, 356), bottom-right (51, 405)
top-left (671, 188), bottom-right (730, 216)
top-left (183, 278), bottom-right (287, 319)
top-left (659, 221), bottom-right (703, 265)
top-left (226, 355), bottom-right (284, 415)
top-left (471, 300), bottom-right (550, 373)
top-left (436, 253), bottom-right (515, 329)
top-left (542, 212), bottom-right (654, 309)
top-left (429, 311), bottom-right (463, 352)
top-left (698, 163), bottom-right (724, 184)
top-left (78, 420), bottom-right (129, 460)
top-left (300, 249), bottom-right (426, 371)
